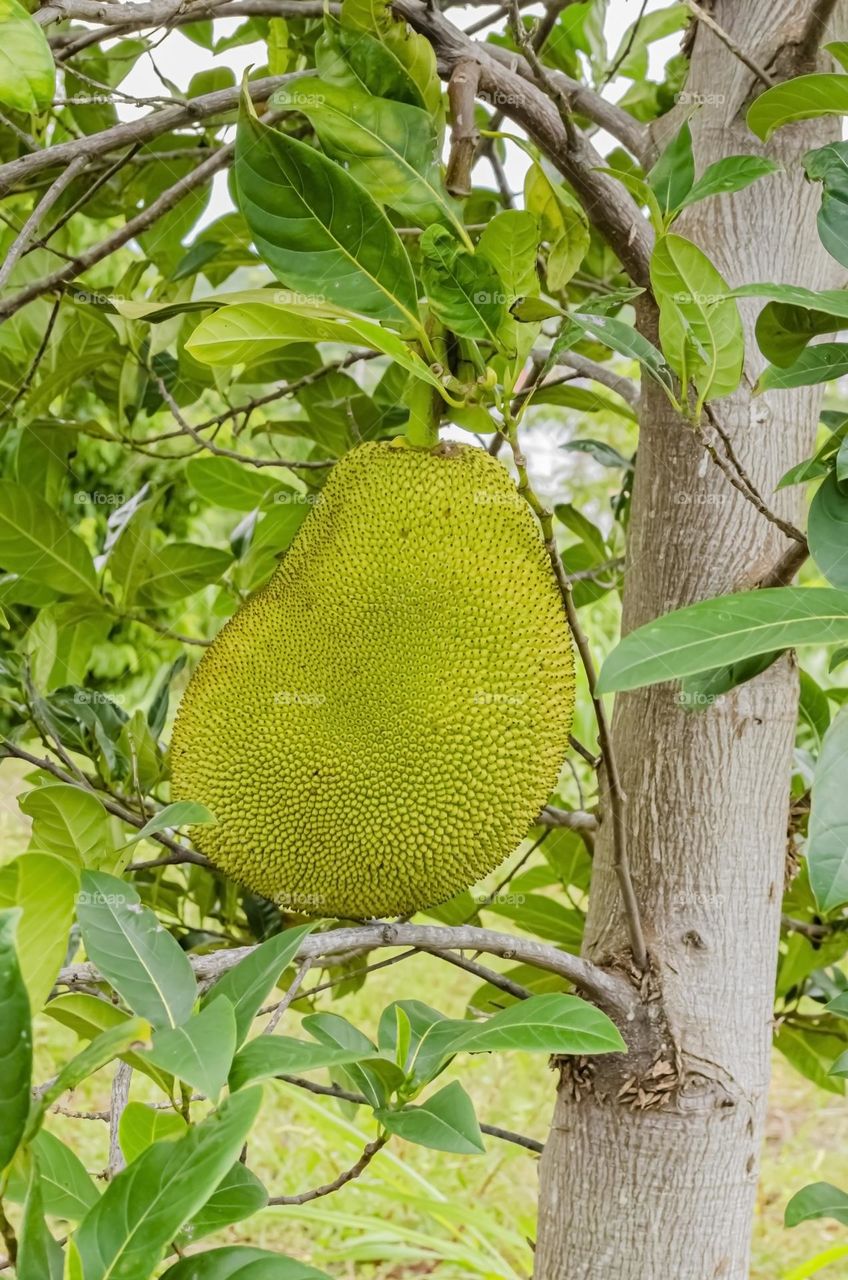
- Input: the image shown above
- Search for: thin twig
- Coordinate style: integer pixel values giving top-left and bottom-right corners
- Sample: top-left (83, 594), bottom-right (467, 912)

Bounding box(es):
top-left (0, 155), bottom-right (87, 292)
top-left (0, 143), bottom-right (234, 322)
top-left (756, 539), bottom-right (809, 588)
top-left (264, 960), bottom-right (310, 1033)
top-left (267, 1134), bottom-right (389, 1205)
top-left (686, 0), bottom-right (776, 87)
top-left (277, 1074), bottom-right (545, 1153)
top-left (108, 1062), bottom-right (132, 1177)
top-left (419, 948), bottom-right (531, 1000)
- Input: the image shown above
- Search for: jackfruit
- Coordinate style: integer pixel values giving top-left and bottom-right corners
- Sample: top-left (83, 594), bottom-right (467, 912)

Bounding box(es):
top-left (170, 442), bottom-right (575, 918)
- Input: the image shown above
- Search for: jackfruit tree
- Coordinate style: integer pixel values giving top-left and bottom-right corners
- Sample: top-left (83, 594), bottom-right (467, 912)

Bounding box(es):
top-left (2, 1), bottom-right (848, 1278)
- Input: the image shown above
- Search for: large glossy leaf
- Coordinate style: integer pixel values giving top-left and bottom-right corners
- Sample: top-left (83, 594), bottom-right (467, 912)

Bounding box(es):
top-left (0, 481), bottom-right (97, 597)
top-left (316, 12), bottom-right (427, 108)
top-left (647, 120), bottom-right (694, 215)
top-left (758, 342), bottom-right (848, 391)
top-left (118, 1101), bottom-right (187, 1164)
top-left (229, 1035), bottom-right (381, 1090)
top-left (445, 992), bottom-right (625, 1056)
top-left (0, 0), bottom-right (55, 112)
top-left (43, 993), bottom-right (172, 1091)
top-left (376, 1081), bottom-right (484, 1154)
top-left (6, 1130), bottom-right (99, 1221)
top-left (15, 1152), bottom-right (64, 1280)
top-left (18, 783), bottom-right (111, 866)
top-left (0, 909), bottom-right (32, 1173)
top-left (274, 77), bottom-right (458, 232)
top-left (808, 708), bottom-right (848, 912)
top-left (185, 457), bottom-right (288, 510)
top-left (186, 301), bottom-right (445, 391)
top-left (785, 1181), bottom-right (848, 1227)
top-left (0, 852), bottom-right (77, 1011)
top-left (804, 141), bottom-right (848, 268)
top-left (748, 74), bottom-right (848, 140)
top-left (71, 1088), bottom-right (263, 1280)
top-left (597, 588), bottom-right (848, 693)
top-left (179, 1161), bottom-right (267, 1242)
top-left (135, 542), bottom-right (232, 605)
top-left (77, 870), bottom-right (197, 1029)
top-left (143, 998), bottom-right (237, 1099)
top-left (203, 921), bottom-right (314, 1044)
top-left (342, 0), bottom-right (441, 116)
top-left (809, 472), bottom-right (848, 588)
top-left (651, 233), bottom-right (743, 400)
top-left (235, 92), bottom-right (420, 329)
top-left (420, 225), bottom-right (505, 343)
top-left (677, 155), bottom-right (779, 211)
top-left (567, 313), bottom-right (676, 395)
top-left (162, 1246), bottom-right (332, 1279)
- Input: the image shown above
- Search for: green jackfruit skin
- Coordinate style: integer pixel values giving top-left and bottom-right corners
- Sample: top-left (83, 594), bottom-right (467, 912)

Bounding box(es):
top-left (170, 442), bottom-right (575, 918)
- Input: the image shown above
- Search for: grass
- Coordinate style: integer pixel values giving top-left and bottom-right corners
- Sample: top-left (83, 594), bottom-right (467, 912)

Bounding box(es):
top-left (3, 760), bottom-right (848, 1278)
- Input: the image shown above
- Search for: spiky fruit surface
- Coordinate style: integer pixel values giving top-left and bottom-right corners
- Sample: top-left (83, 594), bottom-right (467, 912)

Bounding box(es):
top-left (171, 442), bottom-right (574, 918)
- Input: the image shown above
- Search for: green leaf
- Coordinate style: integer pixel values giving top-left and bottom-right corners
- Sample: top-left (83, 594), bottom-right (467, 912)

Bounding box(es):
top-left (677, 155), bottom-right (779, 211)
top-left (597, 588), bottom-right (848, 693)
top-left (650, 232), bottom-right (743, 400)
top-left (35, 1019), bottom-right (151, 1118)
top-left (647, 120), bottom-right (694, 215)
top-left (161, 1245), bottom-right (332, 1279)
top-left (123, 800), bottom-right (216, 848)
top-left (77, 871), bottom-right (197, 1029)
top-left (203, 921), bottom-right (314, 1045)
top-left (180, 1161), bottom-right (268, 1242)
top-left (755, 300), bottom-right (838, 367)
top-left (0, 852), bottom-right (77, 1011)
top-left (0, 481), bottom-right (97, 598)
top-left (185, 457), bottom-right (288, 511)
top-left (143, 999), bottom-right (237, 1099)
top-left (0, 909), bottom-right (32, 1173)
top-left (135, 542), bottom-right (232, 605)
top-left (16, 1152), bottom-right (64, 1280)
top-left (301, 1011), bottom-right (398, 1107)
top-left (118, 1101), bottom-right (187, 1164)
top-left (71, 1088), bottom-right (263, 1280)
top-left (446, 992), bottom-right (625, 1056)
top-left (748, 74), bottom-right (848, 140)
top-left (775, 1023), bottom-right (845, 1095)
top-left (19, 784), bottom-right (111, 866)
top-left (235, 90), bottom-right (420, 329)
top-left (6, 1131), bottom-right (99, 1221)
top-left (567, 313), bottom-right (676, 395)
top-left (420, 225), bottom-right (506, 344)
top-left (809, 472), bottom-right (848, 588)
top-left (0, 0), bottom-right (55, 112)
top-left (229, 1035), bottom-right (380, 1090)
top-left (804, 140), bottom-right (848, 269)
top-left (186, 302), bottom-right (446, 393)
top-left (808, 708), bottom-right (848, 912)
top-left (786, 1182), bottom-right (848, 1227)
top-left (477, 209), bottom-right (542, 356)
top-left (316, 13), bottom-right (427, 108)
top-left (274, 78), bottom-right (459, 233)
top-left (341, 0), bottom-right (441, 116)
top-left (757, 342), bottom-right (848, 391)
top-left (376, 1081), bottom-right (484, 1154)
top-left (43, 994), bottom-right (172, 1091)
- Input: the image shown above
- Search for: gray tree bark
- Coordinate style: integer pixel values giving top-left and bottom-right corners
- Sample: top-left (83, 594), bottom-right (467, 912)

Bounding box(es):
top-left (534, 4), bottom-right (843, 1277)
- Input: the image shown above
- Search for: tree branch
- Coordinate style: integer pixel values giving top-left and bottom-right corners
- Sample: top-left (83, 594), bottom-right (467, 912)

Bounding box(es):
top-left (0, 73), bottom-right (299, 197)
top-left (0, 154), bottom-right (87, 292)
top-left (446, 59), bottom-right (482, 197)
top-left (268, 1134), bottom-right (389, 1205)
top-left (56, 921), bottom-right (637, 1023)
top-left (756, 538), bottom-right (809, 588)
top-left (392, 0), bottom-right (654, 283)
top-left (278, 1074), bottom-right (545, 1152)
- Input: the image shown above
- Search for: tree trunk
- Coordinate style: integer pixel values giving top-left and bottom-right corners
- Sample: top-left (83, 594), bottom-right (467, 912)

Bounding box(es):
top-left (535, 5), bottom-right (841, 1277)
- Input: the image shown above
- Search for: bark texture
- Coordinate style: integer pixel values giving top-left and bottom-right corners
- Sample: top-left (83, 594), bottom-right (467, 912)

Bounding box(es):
top-left (534, 5), bottom-right (843, 1278)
